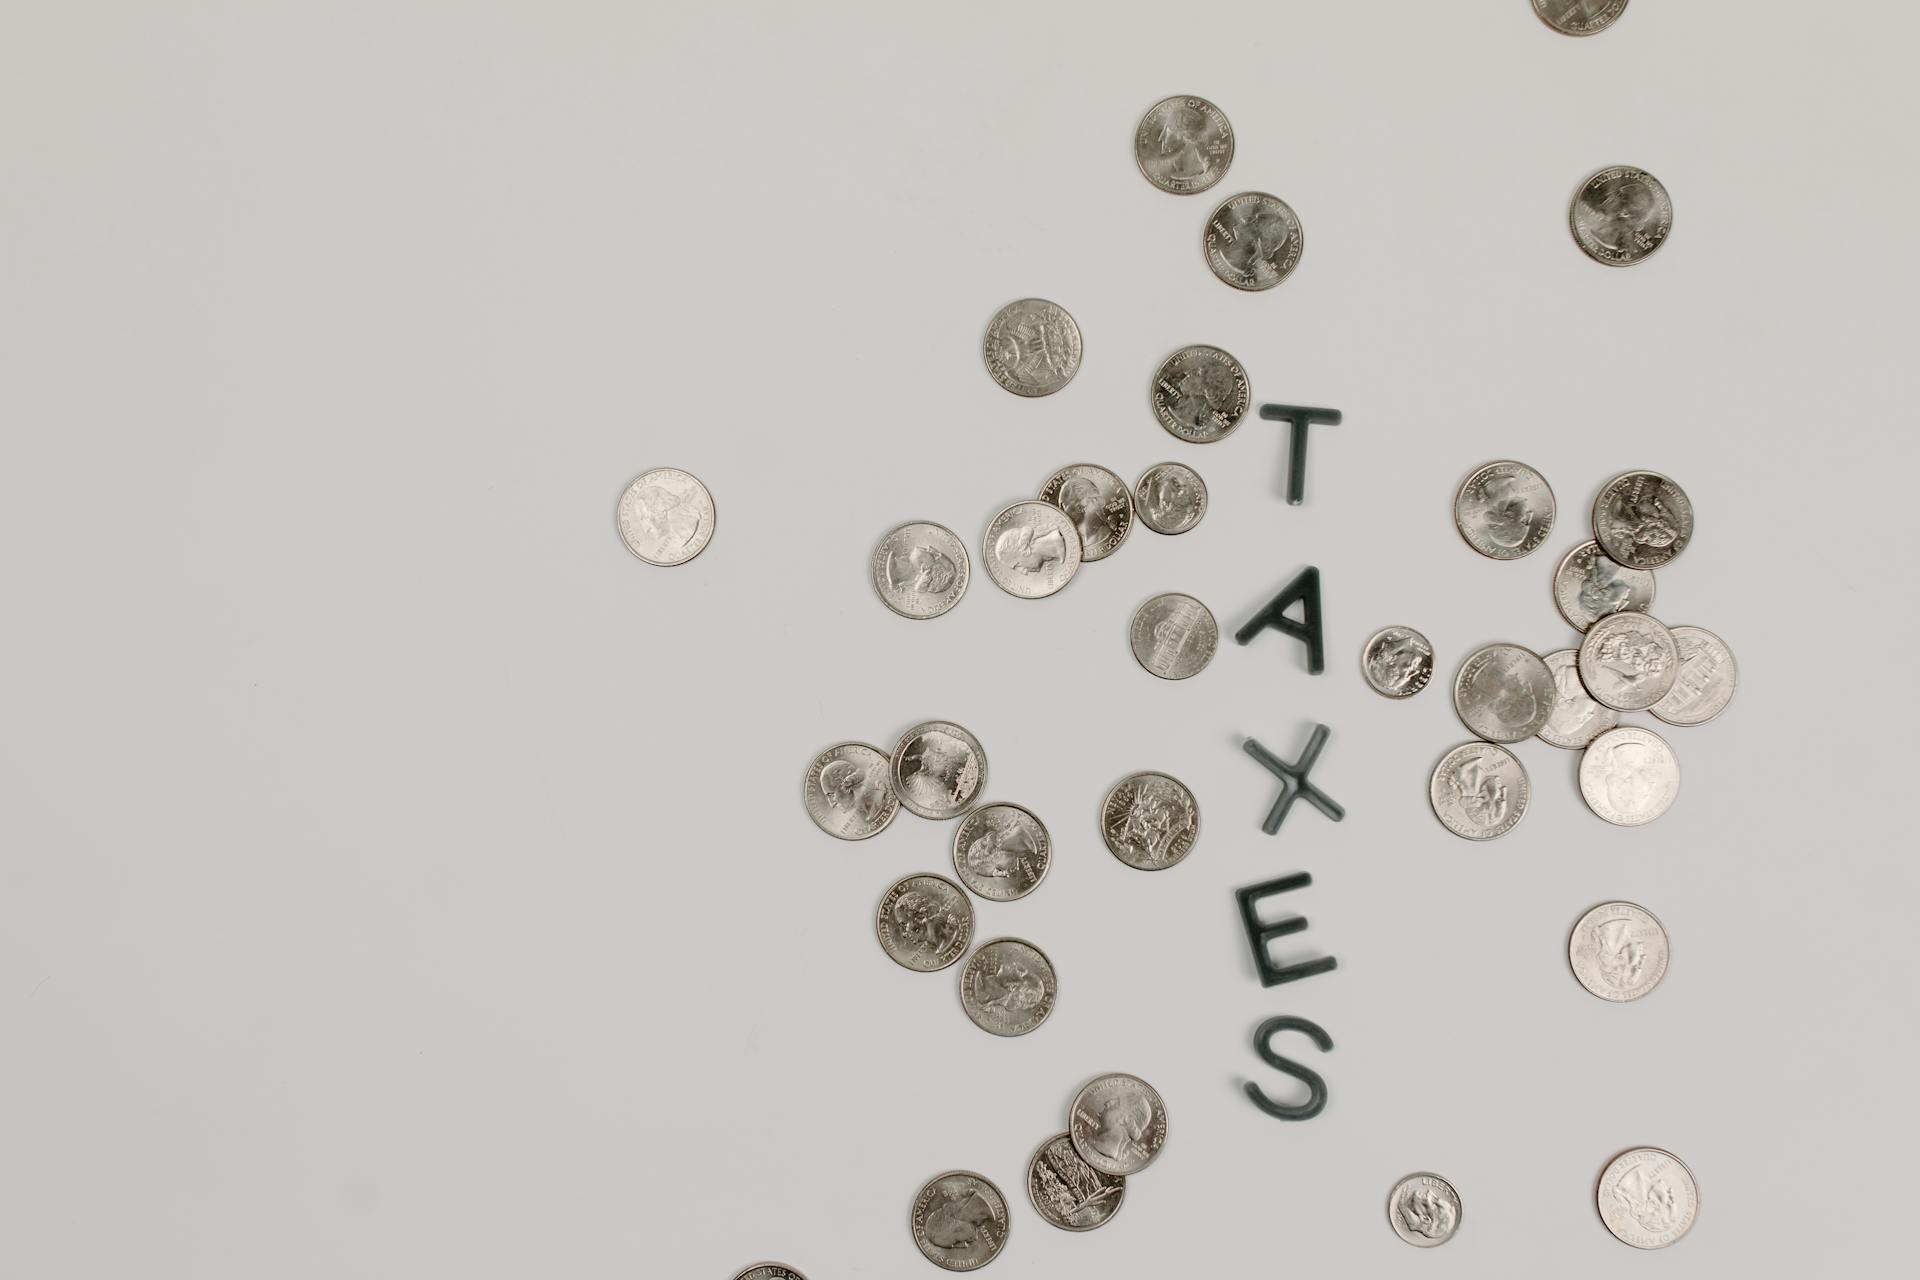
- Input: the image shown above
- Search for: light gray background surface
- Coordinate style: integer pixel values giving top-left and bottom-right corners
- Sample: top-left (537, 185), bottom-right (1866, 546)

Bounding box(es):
top-left (4, 2), bottom-right (1916, 1276)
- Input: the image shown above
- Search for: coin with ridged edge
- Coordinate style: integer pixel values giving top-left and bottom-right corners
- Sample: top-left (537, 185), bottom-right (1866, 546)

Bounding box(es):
top-left (802, 741), bottom-right (899, 839)
top-left (1134, 462), bottom-right (1209, 533)
top-left (1596, 1148), bottom-right (1697, 1249)
top-left (1538, 649), bottom-right (1619, 749)
top-left (1569, 901), bottom-right (1670, 1002)
top-left (890, 721), bottom-right (986, 820)
top-left (1069, 1072), bottom-right (1168, 1176)
top-left (982, 501), bottom-right (1082, 599)
top-left (872, 520), bottom-right (970, 619)
top-left (1203, 191), bottom-right (1303, 290)
top-left (951, 803), bottom-right (1050, 902)
top-left (732, 1265), bottom-right (808, 1280)
top-left (1593, 470), bottom-right (1693, 568)
top-left (1129, 593), bottom-right (1217, 680)
top-left (1135, 95), bottom-right (1233, 195)
top-left (958, 938), bottom-right (1056, 1037)
top-left (1572, 167), bottom-right (1671, 267)
top-left (1650, 626), bottom-right (1737, 726)
top-left (1553, 539), bottom-right (1655, 633)
top-left (1100, 771), bottom-right (1200, 871)
top-left (616, 467), bottom-right (715, 566)
top-left (1579, 726), bottom-right (1679, 826)
top-left (1039, 463), bottom-right (1133, 561)
top-left (1454, 460), bottom-right (1555, 560)
top-left (1388, 1172), bottom-right (1462, 1248)
top-left (1454, 643), bottom-right (1556, 742)
top-left (1150, 346), bottom-right (1250, 442)
top-left (1028, 1132), bottom-right (1125, 1231)
top-left (1429, 741), bottom-right (1530, 840)
top-left (983, 298), bottom-right (1080, 397)
top-left (910, 1170), bottom-right (1011, 1270)
top-left (1534, 0), bottom-right (1628, 37)
top-left (1578, 612), bottom-right (1679, 711)
top-left (876, 873), bottom-right (974, 974)
top-left (1361, 626), bottom-right (1434, 699)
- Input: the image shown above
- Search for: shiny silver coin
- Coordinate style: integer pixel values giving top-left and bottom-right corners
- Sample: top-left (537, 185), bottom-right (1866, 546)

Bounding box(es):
top-left (1134, 462), bottom-right (1209, 534)
top-left (958, 938), bottom-right (1056, 1037)
top-left (1453, 460), bottom-right (1555, 560)
top-left (1649, 626), bottom-right (1738, 727)
top-left (1203, 191), bottom-right (1303, 290)
top-left (982, 500), bottom-right (1082, 599)
top-left (1150, 345), bottom-right (1251, 443)
top-left (1135, 94), bottom-right (1234, 195)
top-left (1538, 650), bottom-right (1620, 749)
top-left (1027, 1132), bottom-right (1126, 1232)
top-left (1129, 593), bottom-right (1218, 680)
top-left (1038, 463), bottom-right (1133, 561)
top-left (872, 520), bottom-right (970, 620)
top-left (1388, 1172), bottom-right (1462, 1248)
top-left (876, 873), bottom-right (974, 973)
top-left (1571, 167), bottom-right (1672, 267)
top-left (1361, 626), bottom-right (1434, 699)
top-left (1579, 726), bottom-right (1679, 826)
top-left (1553, 539), bottom-right (1655, 633)
top-left (1596, 1148), bottom-right (1698, 1249)
top-left (802, 741), bottom-right (900, 839)
top-left (1534, 0), bottom-right (1628, 37)
top-left (732, 1265), bottom-right (808, 1280)
top-left (1578, 612), bottom-right (1680, 711)
top-left (951, 803), bottom-right (1051, 902)
top-left (1100, 771), bottom-right (1200, 871)
top-left (615, 467), bottom-right (715, 566)
top-left (1069, 1072), bottom-right (1168, 1176)
top-left (1453, 643), bottom-right (1556, 742)
top-left (890, 721), bottom-right (987, 820)
top-left (983, 297), bottom-right (1081, 397)
top-left (1593, 470), bottom-right (1693, 568)
top-left (1569, 901), bottom-right (1670, 1002)
top-left (1429, 742), bottom-right (1531, 841)
top-left (910, 1170), bottom-right (1011, 1270)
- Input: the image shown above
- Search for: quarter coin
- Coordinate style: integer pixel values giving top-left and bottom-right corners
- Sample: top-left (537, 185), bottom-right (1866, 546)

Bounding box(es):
top-left (1537, 649), bottom-right (1619, 749)
top-left (1134, 462), bottom-right (1209, 534)
top-left (1453, 460), bottom-right (1555, 560)
top-left (1429, 742), bottom-right (1530, 840)
top-left (1038, 463), bottom-right (1133, 561)
top-left (1149, 345), bottom-right (1250, 442)
top-left (1533, 0), bottom-right (1628, 37)
top-left (802, 741), bottom-right (900, 839)
top-left (1135, 95), bottom-right (1234, 195)
top-left (890, 721), bottom-right (987, 820)
top-left (1571, 167), bottom-right (1672, 266)
top-left (615, 467), bottom-right (715, 566)
top-left (958, 938), bottom-right (1057, 1037)
top-left (1553, 539), bottom-right (1655, 632)
top-left (952, 803), bottom-right (1051, 902)
top-left (1203, 191), bottom-right (1303, 290)
top-left (1129, 593), bottom-right (1218, 680)
top-left (983, 298), bottom-right (1082, 397)
top-left (1579, 726), bottom-right (1679, 826)
top-left (1068, 1072), bottom-right (1168, 1176)
top-left (1454, 643), bottom-right (1556, 742)
top-left (876, 874), bottom-right (974, 973)
top-left (1027, 1132), bottom-right (1125, 1232)
top-left (982, 501), bottom-right (1082, 599)
top-left (1100, 771), bottom-right (1200, 871)
top-left (732, 1266), bottom-right (808, 1280)
top-left (910, 1170), bottom-right (1011, 1270)
top-left (1650, 626), bottom-right (1738, 726)
top-left (1578, 612), bottom-right (1680, 710)
top-left (1592, 470), bottom-right (1693, 568)
top-left (1568, 901), bottom-right (1670, 1002)
top-left (1596, 1148), bottom-right (1698, 1249)
top-left (1387, 1172), bottom-right (1462, 1248)
top-left (872, 521), bottom-right (970, 619)
top-left (1361, 626), bottom-right (1434, 699)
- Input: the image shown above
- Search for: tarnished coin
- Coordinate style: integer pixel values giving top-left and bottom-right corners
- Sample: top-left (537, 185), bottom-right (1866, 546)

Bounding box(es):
top-left (1028, 1132), bottom-right (1125, 1232)
top-left (1100, 771), bottom-right (1200, 870)
top-left (802, 741), bottom-right (900, 839)
top-left (911, 1170), bottom-right (1011, 1270)
top-left (1579, 726), bottom-right (1679, 826)
top-left (1388, 1173), bottom-right (1462, 1248)
top-left (1203, 191), bottom-right (1303, 291)
top-left (1572, 167), bottom-right (1672, 266)
top-left (1538, 649), bottom-right (1620, 749)
top-left (1069, 1073), bottom-right (1168, 1176)
top-left (1361, 626), bottom-right (1434, 699)
top-left (873, 521), bottom-right (970, 620)
top-left (876, 873), bottom-right (974, 973)
top-left (983, 298), bottom-right (1081, 397)
top-left (1134, 462), bottom-right (1209, 534)
top-left (1429, 742), bottom-right (1530, 841)
top-left (1593, 470), bottom-right (1693, 568)
top-left (615, 467), bottom-right (715, 566)
top-left (891, 721), bottom-right (987, 820)
top-left (1453, 460), bottom-right (1555, 560)
top-left (1569, 901), bottom-right (1670, 1002)
top-left (1650, 626), bottom-right (1738, 726)
top-left (1578, 612), bottom-right (1679, 711)
top-left (982, 501), bottom-right (1082, 599)
top-left (1534, 0), bottom-right (1629, 37)
top-left (1135, 95), bottom-right (1233, 195)
top-left (1129, 593), bottom-right (1218, 680)
top-left (1454, 643), bottom-right (1556, 742)
top-left (952, 803), bottom-right (1051, 902)
top-left (732, 1265), bottom-right (808, 1280)
top-left (1553, 539), bottom-right (1655, 632)
top-left (1596, 1148), bottom-right (1698, 1249)
top-left (1150, 345), bottom-right (1251, 443)
top-left (1039, 463), bottom-right (1133, 561)
top-left (958, 938), bottom-right (1056, 1037)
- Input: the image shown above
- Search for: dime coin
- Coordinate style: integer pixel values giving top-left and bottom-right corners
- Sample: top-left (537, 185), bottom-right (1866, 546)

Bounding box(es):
top-left (911, 1170), bottom-right (1011, 1270)
top-left (1592, 470), bottom-right (1693, 568)
top-left (983, 298), bottom-right (1081, 397)
top-left (1453, 460), bottom-right (1555, 560)
top-left (958, 938), bottom-right (1056, 1037)
top-left (1596, 1148), bottom-right (1698, 1249)
top-left (732, 1266), bottom-right (808, 1280)
top-left (1572, 167), bottom-right (1671, 267)
top-left (1579, 726), bottom-right (1679, 826)
top-left (1203, 191), bottom-right (1303, 291)
top-left (1134, 462), bottom-right (1209, 534)
top-left (1387, 1172), bottom-right (1462, 1248)
top-left (1100, 771), bottom-right (1200, 870)
top-left (1429, 742), bottom-right (1530, 840)
top-left (615, 467), bottom-right (715, 566)
top-left (982, 501), bottom-right (1082, 599)
top-left (1650, 625), bottom-right (1738, 726)
top-left (1149, 345), bottom-right (1250, 442)
top-left (1135, 94), bottom-right (1234, 195)
top-left (891, 721), bottom-right (987, 820)
top-left (1578, 612), bottom-right (1679, 710)
top-left (951, 803), bottom-right (1051, 902)
top-left (1533, 0), bottom-right (1628, 37)
top-left (872, 520), bottom-right (970, 620)
top-left (1553, 539), bottom-right (1655, 633)
top-left (1361, 626), bottom-right (1434, 699)
top-left (877, 874), bottom-right (974, 973)
top-left (1038, 463), bottom-right (1133, 561)
top-left (802, 741), bottom-right (900, 839)
top-left (1537, 649), bottom-right (1620, 749)
top-left (1568, 901), bottom-right (1669, 1002)
top-left (1453, 643), bottom-right (1556, 742)
top-left (1069, 1073), bottom-right (1168, 1176)
top-left (1129, 593), bottom-right (1218, 680)
top-left (1027, 1132), bottom-right (1126, 1231)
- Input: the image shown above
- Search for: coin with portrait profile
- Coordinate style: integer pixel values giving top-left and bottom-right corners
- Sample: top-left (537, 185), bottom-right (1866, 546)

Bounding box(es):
top-left (1533, 0), bottom-right (1628, 37)
top-left (890, 721), bottom-right (987, 820)
top-left (1578, 612), bottom-right (1679, 711)
top-left (958, 938), bottom-right (1056, 1037)
top-left (1596, 1148), bottom-right (1697, 1249)
top-left (872, 520), bottom-right (970, 620)
top-left (1571, 167), bottom-right (1672, 266)
top-left (910, 1170), bottom-right (1011, 1270)
top-left (1100, 771), bottom-right (1200, 871)
top-left (1649, 626), bottom-right (1737, 727)
top-left (1129, 593), bottom-right (1217, 680)
top-left (1537, 649), bottom-right (1619, 749)
top-left (1038, 463), bottom-right (1133, 561)
top-left (876, 873), bottom-right (974, 973)
top-left (615, 467), bottom-right (715, 566)
top-left (1387, 1172), bottom-right (1462, 1248)
top-left (1568, 901), bottom-right (1669, 1002)
top-left (983, 298), bottom-right (1081, 397)
top-left (1454, 460), bottom-right (1555, 560)
top-left (1068, 1072), bottom-right (1168, 1176)
top-left (1553, 539), bottom-right (1655, 633)
top-left (1453, 643), bottom-right (1556, 742)
top-left (1593, 470), bottom-right (1693, 568)
top-left (951, 803), bottom-right (1051, 902)
top-left (982, 501), bottom-right (1082, 599)
top-left (1361, 626), bottom-right (1434, 699)
top-left (1203, 191), bottom-right (1303, 290)
top-left (1428, 741), bottom-right (1530, 841)
top-left (1027, 1132), bottom-right (1125, 1232)
top-left (1135, 94), bottom-right (1233, 195)
top-left (731, 1265), bottom-right (808, 1280)
top-left (1134, 462), bottom-right (1209, 534)
top-left (1579, 726), bottom-right (1679, 826)
top-left (1150, 346), bottom-right (1250, 442)
top-left (802, 741), bottom-right (899, 840)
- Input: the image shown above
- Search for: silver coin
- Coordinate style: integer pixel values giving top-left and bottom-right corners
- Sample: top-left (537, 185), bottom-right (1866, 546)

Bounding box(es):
top-left (1134, 462), bottom-right (1209, 534)
top-left (1068, 1072), bottom-right (1168, 1176)
top-left (876, 873), bottom-right (974, 973)
top-left (1387, 1172), bottom-right (1462, 1248)
top-left (732, 1265), bottom-right (808, 1280)
top-left (910, 1170), bottom-right (1011, 1270)
top-left (1203, 191), bottom-right (1303, 291)
top-left (1453, 643), bottom-right (1556, 742)
top-left (1569, 901), bottom-right (1670, 1002)
top-left (1129, 593), bottom-right (1218, 680)
top-left (1571, 167), bottom-right (1672, 267)
top-left (1453, 460), bottom-right (1555, 560)
top-left (1533, 0), bottom-right (1628, 37)
top-left (890, 721), bottom-right (987, 820)
top-left (1553, 539), bottom-right (1655, 632)
top-left (1596, 1148), bottom-right (1698, 1249)
top-left (1038, 463), bottom-right (1133, 561)
top-left (1027, 1132), bottom-right (1126, 1232)
top-left (872, 521), bottom-right (970, 620)
top-left (1579, 726), bottom-right (1679, 826)
top-left (1593, 470), bottom-right (1693, 568)
top-left (1538, 649), bottom-right (1620, 749)
top-left (958, 938), bottom-right (1056, 1037)
top-left (1149, 346), bottom-right (1251, 443)
top-left (983, 298), bottom-right (1081, 397)
top-left (1361, 626), bottom-right (1434, 699)
top-left (802, 741), bottom-right (900, 839)
top-left (1135, 95), bottom-right (1234, 195)
top-left (1428, 742), bottom-right (1531, 841)
top-left (982, 501), bottom-right (1082, 599)
top-left (615, 467), bottom-right (715, 566)
top-left (1650, 626), bottom-right (1738, 727)
top-left (1578, 612), bottom-right (1680, 711)
top-left (951, 803), bottom-right (1051, 902)
top-left (1100, 771), bottom-right (1200, 870)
